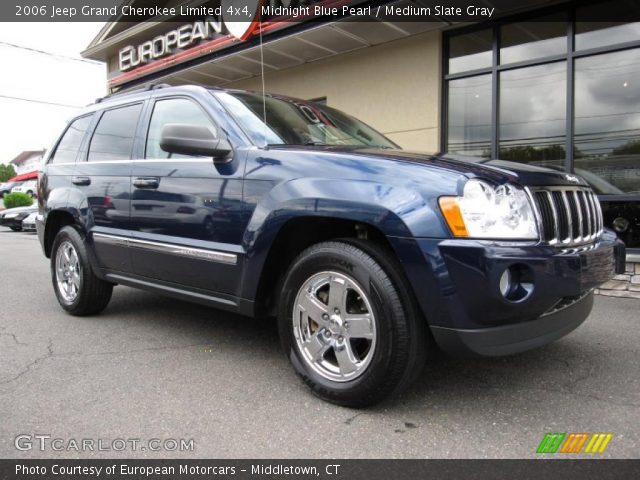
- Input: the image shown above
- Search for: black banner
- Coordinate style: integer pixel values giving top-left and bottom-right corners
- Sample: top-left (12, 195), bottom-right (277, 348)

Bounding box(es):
top-left (3, 0), bottom-right (640, 23)
top-left (1, 460), bottom-right (640, 480)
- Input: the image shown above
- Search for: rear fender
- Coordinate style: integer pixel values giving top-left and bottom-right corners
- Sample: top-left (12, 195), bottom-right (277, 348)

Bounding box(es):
top-left (43, 186), bottom-right (104, 278)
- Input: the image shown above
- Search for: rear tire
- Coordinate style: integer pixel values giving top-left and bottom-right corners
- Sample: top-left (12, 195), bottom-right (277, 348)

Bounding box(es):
top-left (278, 239), bottom-right (427, 407)
top-left (51, 226), bottom-right (113, 316)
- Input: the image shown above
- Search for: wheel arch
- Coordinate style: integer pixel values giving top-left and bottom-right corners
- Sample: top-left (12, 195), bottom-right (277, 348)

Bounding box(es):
top-left (43, 210), bottom-right (77, 258)
top-left (239, 177), bottom-right (445, 317)
top-left (246, 215), bottom-right (407, 320)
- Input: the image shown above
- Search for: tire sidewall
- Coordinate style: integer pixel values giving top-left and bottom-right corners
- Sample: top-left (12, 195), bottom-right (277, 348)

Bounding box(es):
top-left (279, 243), bottom-right (405, 401)
top-left (51, 226), bottom-right (88, 312)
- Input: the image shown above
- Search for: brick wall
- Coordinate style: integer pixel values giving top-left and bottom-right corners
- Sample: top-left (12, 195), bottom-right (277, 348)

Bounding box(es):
top-left (595, 262), bottom-right (640, 299)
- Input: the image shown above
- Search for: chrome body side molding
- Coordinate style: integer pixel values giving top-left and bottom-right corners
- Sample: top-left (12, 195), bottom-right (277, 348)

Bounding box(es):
top-left (93, 232), bottom-right (238, 265)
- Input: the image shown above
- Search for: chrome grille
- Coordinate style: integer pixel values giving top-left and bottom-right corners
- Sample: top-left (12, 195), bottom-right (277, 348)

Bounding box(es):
top-left (530, 187), bottom-right (603, 246)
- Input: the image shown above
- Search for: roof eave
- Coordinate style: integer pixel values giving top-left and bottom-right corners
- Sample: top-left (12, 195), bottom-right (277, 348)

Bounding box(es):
top-left (82, 21), bottom-right (165, 61)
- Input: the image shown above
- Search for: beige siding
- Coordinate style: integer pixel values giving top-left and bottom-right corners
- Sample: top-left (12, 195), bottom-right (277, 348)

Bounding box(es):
top-left (228, 31), bottom-right (442, 152)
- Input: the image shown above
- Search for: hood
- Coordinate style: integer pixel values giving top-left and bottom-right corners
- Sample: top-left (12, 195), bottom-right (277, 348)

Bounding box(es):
top-left (269, 146), bottom-right (589, 188)
top-left (371, 149), bottom-right (588, 187)
top-left (1, 205), bottom-right (38, 216)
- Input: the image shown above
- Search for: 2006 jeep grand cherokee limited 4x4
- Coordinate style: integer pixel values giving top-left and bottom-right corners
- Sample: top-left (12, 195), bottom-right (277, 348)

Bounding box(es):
top-left (37, 85), bottom-right (625, 407)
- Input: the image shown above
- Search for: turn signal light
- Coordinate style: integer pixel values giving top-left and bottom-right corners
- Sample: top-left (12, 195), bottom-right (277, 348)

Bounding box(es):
top-left (438, 197), bottom-right (469, 237)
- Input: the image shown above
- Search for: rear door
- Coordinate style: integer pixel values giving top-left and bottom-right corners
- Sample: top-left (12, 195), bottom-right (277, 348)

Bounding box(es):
top-left (129, 95), bottom-right (245, 294)
top-left (42, 113), bottom-right (96, 220)
top-left (74, 102), bottom-right (144, 273)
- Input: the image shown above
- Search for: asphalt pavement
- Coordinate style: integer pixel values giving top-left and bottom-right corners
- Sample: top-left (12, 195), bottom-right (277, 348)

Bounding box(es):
top-left (0, 229), bottom-right (638, 458)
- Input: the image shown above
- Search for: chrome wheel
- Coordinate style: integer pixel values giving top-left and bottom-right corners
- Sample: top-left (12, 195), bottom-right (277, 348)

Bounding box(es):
top-left (55, 241), bottom-right (81, 303)
top-left (293, 271), bottom-right (377, 382)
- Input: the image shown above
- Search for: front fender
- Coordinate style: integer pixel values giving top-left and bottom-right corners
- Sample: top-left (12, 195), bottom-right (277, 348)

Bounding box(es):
top-left (244, 177), bottom-right (449, 242)
top-left (238, 177), bottom-right (450, 300)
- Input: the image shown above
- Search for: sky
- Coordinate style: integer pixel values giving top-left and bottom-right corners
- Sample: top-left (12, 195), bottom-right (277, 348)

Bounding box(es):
top-left (0, 22), bottom-right (106, 164)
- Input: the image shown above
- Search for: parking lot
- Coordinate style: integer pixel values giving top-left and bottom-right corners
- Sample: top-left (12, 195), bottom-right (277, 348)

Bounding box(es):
top-left (0, 229), bottom-right (638, 458)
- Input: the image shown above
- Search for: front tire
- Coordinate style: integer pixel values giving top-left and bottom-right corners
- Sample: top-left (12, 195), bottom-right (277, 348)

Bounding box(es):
top-left (51, 226), bottom-right (113, 316)
top-left (278, 240), bottom-right (427, 407)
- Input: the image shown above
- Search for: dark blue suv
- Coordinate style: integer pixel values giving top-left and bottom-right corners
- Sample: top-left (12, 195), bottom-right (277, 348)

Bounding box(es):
top-left (37, 85), bottom-right (625, 406)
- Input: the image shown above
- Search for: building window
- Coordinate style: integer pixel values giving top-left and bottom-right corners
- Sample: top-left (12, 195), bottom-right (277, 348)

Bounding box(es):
top-left (448, 29), bottom-right (492, 74)
top-left (500, 15), bottom-right (567, 65)
top-left (575, 3), bottom-right (640, 50)
top-left (447, 75), bottom-right (491, 157)
top-left (574, 48), bottom-right (640, 195)
top-left (443, 1), bottom-right (640, 249)
top-left (499, 62), bottom-right (566, 166)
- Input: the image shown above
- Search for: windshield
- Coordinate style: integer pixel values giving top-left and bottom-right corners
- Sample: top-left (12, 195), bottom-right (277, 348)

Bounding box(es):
top-left (214, 91), bottom-right (397, 149)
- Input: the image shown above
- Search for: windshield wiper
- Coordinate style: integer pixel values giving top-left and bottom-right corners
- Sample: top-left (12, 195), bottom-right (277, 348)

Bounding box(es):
top-left (267, 142), bottom-right (394, 148)
top-left (266, 142), bottom-right (330, 147)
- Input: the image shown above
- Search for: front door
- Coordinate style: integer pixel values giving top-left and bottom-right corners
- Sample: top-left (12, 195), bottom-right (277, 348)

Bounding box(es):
top-left (129, 96), bottom-right (244, 294)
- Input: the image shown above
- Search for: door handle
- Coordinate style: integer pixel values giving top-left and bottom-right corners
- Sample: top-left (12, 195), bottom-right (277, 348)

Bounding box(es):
top-left (133, 177), bottom-right (160, 189)
top-left (71, 176), bottom-right (91, 186)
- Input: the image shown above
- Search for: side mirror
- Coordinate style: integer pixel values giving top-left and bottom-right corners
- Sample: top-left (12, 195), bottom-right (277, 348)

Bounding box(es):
top-left (160, 123), bottom-right (232, 162)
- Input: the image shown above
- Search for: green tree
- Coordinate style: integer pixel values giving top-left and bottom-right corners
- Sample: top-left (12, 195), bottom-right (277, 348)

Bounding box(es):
top-left (612, 139), bottom-right (640, 156)
top-left (0, 164), bottom-right (17, 182)
top-left (499, 145), bottom-right (567, 162)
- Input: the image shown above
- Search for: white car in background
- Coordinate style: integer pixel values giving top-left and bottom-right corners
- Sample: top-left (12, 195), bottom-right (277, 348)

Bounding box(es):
top-left (11, 180), bottom-right (37, 197)
top-left (21, 211), bottom-right (38, 232)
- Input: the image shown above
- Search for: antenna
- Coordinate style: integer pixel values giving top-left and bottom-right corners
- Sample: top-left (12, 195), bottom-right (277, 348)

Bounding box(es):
top-left (259, 21), bottom-right (267, 147)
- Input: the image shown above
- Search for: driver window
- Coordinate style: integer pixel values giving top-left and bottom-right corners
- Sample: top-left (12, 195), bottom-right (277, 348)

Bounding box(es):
top-left (145, 98), bottom-right (216, 159)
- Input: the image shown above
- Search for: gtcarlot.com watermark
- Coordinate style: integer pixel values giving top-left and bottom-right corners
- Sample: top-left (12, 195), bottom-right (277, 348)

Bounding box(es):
top-left (15, 435), bottom-right (194, 452)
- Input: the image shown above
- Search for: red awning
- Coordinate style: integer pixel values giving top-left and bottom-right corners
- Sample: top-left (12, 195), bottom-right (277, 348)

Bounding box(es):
top-left (8, 171), bottom-right (38, 182)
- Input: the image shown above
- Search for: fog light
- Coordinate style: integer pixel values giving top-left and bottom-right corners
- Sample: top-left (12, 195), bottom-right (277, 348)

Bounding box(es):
top-left (499, 269), bottom-right (512, 297)
top-left (499, 264), bottom-right (535, 302)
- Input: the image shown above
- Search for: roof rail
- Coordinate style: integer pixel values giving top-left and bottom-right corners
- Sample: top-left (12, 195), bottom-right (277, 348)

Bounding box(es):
top-left (94, 83), bottom-right (172, 104)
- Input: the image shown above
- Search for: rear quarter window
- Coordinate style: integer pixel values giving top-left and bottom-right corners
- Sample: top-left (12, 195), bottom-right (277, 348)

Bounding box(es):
top-left (49, 114), bottom-right (94, 164)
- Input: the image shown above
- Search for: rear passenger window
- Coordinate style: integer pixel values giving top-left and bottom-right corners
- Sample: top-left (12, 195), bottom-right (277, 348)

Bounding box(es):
top-left (50, 115), bottom-right (93, 164)
top-left (88, 103), bottom-right (142, 161)
top-left (145, 98), bottom-right (215, 159)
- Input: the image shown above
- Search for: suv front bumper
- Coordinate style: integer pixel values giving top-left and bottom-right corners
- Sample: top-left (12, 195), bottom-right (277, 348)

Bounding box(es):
top-left (430, 291), bottom-right (594, 356)
top-left (394, 230), bottom-right (625, 357)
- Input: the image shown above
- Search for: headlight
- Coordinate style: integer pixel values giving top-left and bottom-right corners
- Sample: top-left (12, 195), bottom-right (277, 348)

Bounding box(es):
top-left (3, 213), bottom-right (19, 219)
top-left (439, 179), bottom-right (539, 240)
